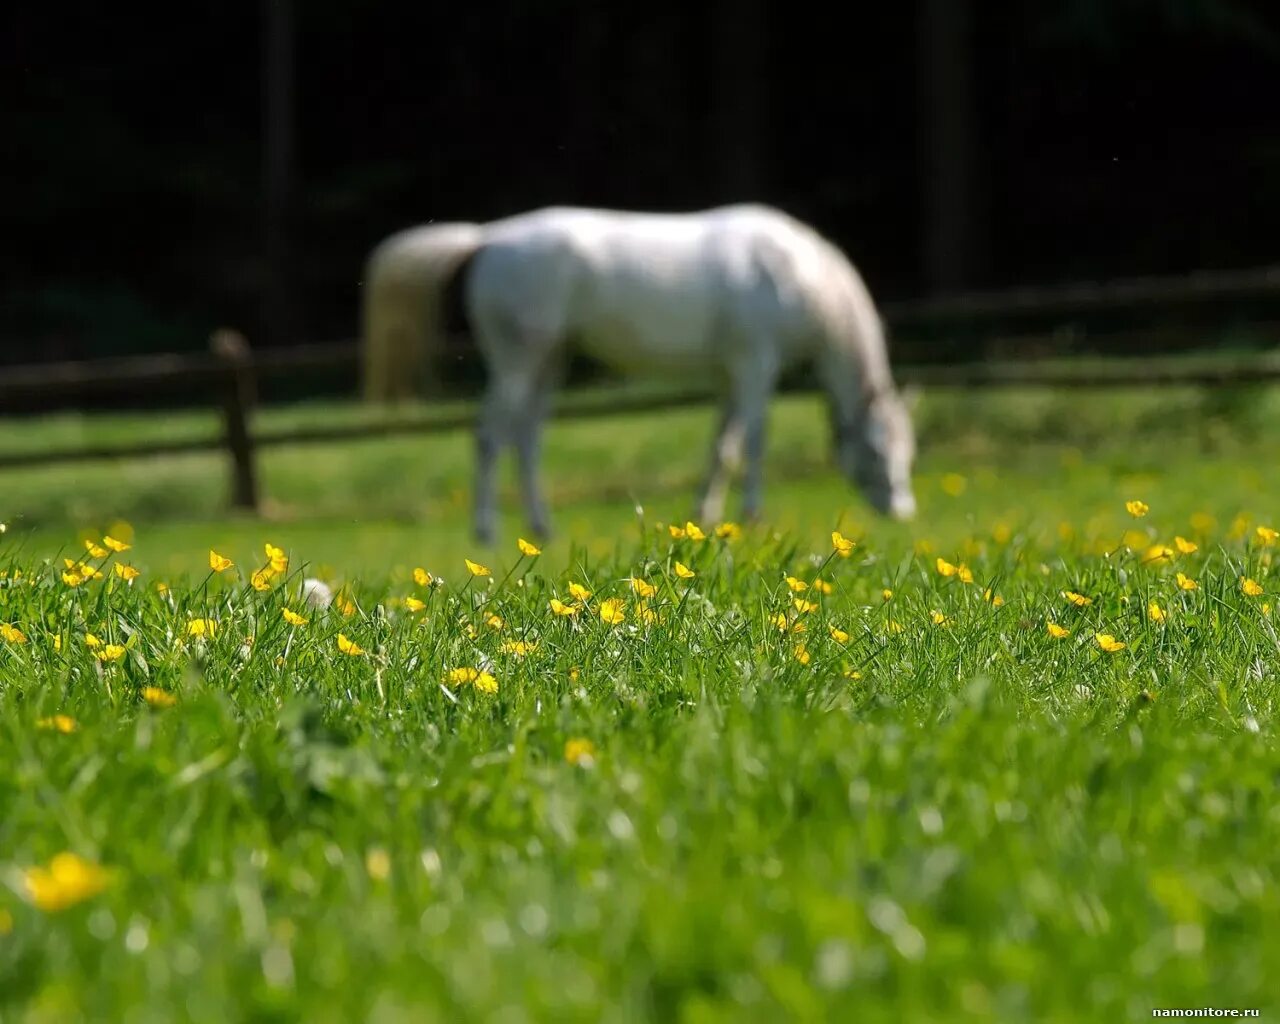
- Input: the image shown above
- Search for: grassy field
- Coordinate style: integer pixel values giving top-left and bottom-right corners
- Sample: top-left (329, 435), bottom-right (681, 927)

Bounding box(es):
top-left (2, 386), bottom-right (1279, 1021)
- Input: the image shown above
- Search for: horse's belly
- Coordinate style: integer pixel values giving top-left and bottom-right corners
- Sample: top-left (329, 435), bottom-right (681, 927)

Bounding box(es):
top-left (574, 284), bottom-right (719, 372)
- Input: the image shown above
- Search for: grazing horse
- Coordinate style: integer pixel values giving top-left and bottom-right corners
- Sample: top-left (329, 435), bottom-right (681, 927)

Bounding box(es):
top-left (362, 204), bottom-right (917, 542)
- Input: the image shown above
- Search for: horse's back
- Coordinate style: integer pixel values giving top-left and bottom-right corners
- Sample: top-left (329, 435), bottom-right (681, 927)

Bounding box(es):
top-left (465, 205), bottom-right (844, 372)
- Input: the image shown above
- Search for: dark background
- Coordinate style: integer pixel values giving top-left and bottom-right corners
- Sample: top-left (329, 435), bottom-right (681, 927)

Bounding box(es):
top-left (3, 0), bottom-right (1278, 373)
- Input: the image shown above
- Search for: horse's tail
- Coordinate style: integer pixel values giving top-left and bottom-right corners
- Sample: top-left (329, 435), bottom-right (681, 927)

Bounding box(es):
top-left (360, 222), bottom-right (485, 402)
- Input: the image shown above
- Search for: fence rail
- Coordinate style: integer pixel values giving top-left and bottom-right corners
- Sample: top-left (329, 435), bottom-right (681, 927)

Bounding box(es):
top-left (3, 262), bottom-right (1280, 511)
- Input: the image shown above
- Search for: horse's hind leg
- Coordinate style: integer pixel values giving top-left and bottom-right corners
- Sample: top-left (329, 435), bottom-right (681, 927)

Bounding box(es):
top-left (473, 383), bottom-right (507, 545)
top-left (513, 359), bottom-right (560, 541)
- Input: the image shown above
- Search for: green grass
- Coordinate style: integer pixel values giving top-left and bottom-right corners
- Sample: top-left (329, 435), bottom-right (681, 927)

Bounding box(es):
top-left (1, 387), bottom-right (1279, 1021)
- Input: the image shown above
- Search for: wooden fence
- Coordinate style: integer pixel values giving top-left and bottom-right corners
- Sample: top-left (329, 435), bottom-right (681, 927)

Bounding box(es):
top-left (3, 263), bottom-right (1280, 512)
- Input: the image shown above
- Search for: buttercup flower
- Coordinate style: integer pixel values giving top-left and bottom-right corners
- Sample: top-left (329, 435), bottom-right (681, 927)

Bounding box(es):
top-left (465, 558), bottom-right (491, 577)
top-left (403, 597), bottom-right (426, 613)
top-left (1241, 577), bottom-right (1264, 597)
top-left (1047, 622), bottom-right (1070, 639)
top-left (1063, 591), bottom-right (1092, 607)
top-left (209, 550), bottom-right (234, 572)
top-left (674, 562), bottom-right (696, 580)
top-left (22, 852), bottom-right (112, 912)
top-left (37, 715), bottom-right (77, 733)
top-left (114, 563), bottom-right (141, 581)
top-left (630, 578), bottom-right (656, 599)
top-left (1148, 601), bottom-right (1166, 623)
top-left (337, 633), bottom-right (365, 656)
top-left (413, 567), bottom-right (433, 586)
top-left (564, 738), bottom-right (597, 766)
top-left (1126, 500), bottom-right (1149, 518)
top-left (1174, 536), bottom-right (1198, 554)
top-left (83, 539), bottom-right (108, 559)
top-left (829, 625), bottom-right (850, 644)
top-left (102, 535), bottom-right (131, 553)
top-left (550, 598), bottom-right (580, 617)
top-left (1176, 572), bottom-right (1198, 592)
top-left (282, 608), bottom-right (309, 626)
top-left (142, 687), bottom-right (177, 708)
top-left (1095, 632), bottom-right (1126, 652)
top-left (832, 531), bottom-right (855, 557)
top-left (568, 582), bottom-right (592, 602)
top-left (785, 576), bottom-right (808, 592)
top-left (517, 538), bottom-right (542, 556)
top-left (598, 598), bottom-right (626, 625)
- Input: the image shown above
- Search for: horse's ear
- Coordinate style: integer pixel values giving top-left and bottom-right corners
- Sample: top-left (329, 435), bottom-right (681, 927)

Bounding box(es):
top-left (900, 384), bottom-right (922, 413)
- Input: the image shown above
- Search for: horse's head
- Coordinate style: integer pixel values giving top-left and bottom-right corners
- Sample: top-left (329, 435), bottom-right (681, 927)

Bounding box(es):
top-left (833, 386), bottom-right (917, 520)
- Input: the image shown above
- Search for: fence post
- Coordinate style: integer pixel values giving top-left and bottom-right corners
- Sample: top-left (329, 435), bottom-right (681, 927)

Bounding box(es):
top-left (210, 329), bottom-right (260, 512)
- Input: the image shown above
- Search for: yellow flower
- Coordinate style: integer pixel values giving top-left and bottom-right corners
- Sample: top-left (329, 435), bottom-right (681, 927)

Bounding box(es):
top-left (881, 589), bottom-right (894, 602)
top-left (549, 598), bottom-right (580, 617)
top-left (337, 633), bottom-right (365, 656)
top-left (793, 598), bottom-right (818, 614)
top-left (636, 602), bottom-right (659, 625)
top-left (1148, 601), bottom-right (1166, 623)
top-left (142, 687), bottom-right (177, 708)
top-left (403, 597), bottom-right (426, 613)
top-left (336, 591), bottom-right (357, 617)
top-left (957, 564), bottom-right (974, 584)
top-left (1143, 545), bottom-right (1173, 564)
top-left (630, 577), bottom-right (657, 599)
top-left (982, 589), bottom-right (1004, 607)
top-left (1063, 591), bottom-right (1092, 607)
top-left (568, 666), bottom-right (581, 681)
top-left (113, 563), bottom-right (141, 581)
top-left (0, 623), bottom-right (27, 644)
top-left (465, 558), bottom-right (491, 577)
top-left (282, 608), bottom-right (309, 626)
top-left (714, 522), bottom-right (742, 540)
top-left (1175, 572), bottom-right (1198, 592)
top-left (446, 665), bottom-right (498, 692)
top-left (94, 644), bottom-right (126, 662)
top-left (930, 610), bottom-right (950, 626)
top-left (84, 633), bottom-right (102, 649)
top-left (37, 715), bottom-right (78, 733)
top-left (940, 472), bottom-right (967, 496)
top-left (1095, 632), bottom-right (1126, 653)
top-left (365, 848), bottom-right (391, 882)
top-left (1126, 500), bottom-right (1149, 518)
top-left (829, 625), bottom-right (849, 645)
top-left (1263, 603), bottom-right (1272, 616)
top-left (935, 557), bottom-right (958, 577)
top-left (52, 635), bottom-right (62, 652)
top-left (1047, 622), bottom-right (1070, 639)
top-left (187, 618), bottom-right (216, 638)
top-left (832, 531), bottom-right (855, 557)
top-left (793, 643), bottom-right (811, 665)
top-left (250, 568), bottom-right (275, 591)
top-left (500, 639), bottom-right (538, 657)
top-left (1241, 577), bottom-right (1264, 597)
top-left (598, 598), bottom-right (626, 625)
top-left (785, 576), bottom-right (808, 592)
top-left (61, 571), bottom-right (84, 587)
top-left (568, 582), bottom-right (592, 602)
top-left (1174, 536), bottom-right (1198, 554)
top-left (208, 550), bottom-right (233, 572)
top-left (22, 852), bottom-right (112, 912)
top-left (102, 535), bottom-right (131, 553)
top-left (413, 567), bottom-right (434, 587)
top-left (484, 612), bottom-right (504, 630)
top-left (886, 619), bottom-right (904, 634)
top-left (674, 561), bottom-right (696, 580)
top-left (1256, 526), bottom-right (1278, 545)
top-left (264, 543), bottom-right (288, 573)
top-left (684, 522), bottom-right (706, 541)
top-left (83, 539), bottom-right (108, 559)
top-left (517, 538), bottom-right (542, 557)
top-left (812, 579), bottom-right (833, 595)
top-left (668, 524), bottom-right (686, 539)
top-left (564, 738), bottom-right (597, 766)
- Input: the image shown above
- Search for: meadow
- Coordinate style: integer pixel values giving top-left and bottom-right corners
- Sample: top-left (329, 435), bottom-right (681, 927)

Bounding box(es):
top-left (1, 385), bottom-right (1278, 1022)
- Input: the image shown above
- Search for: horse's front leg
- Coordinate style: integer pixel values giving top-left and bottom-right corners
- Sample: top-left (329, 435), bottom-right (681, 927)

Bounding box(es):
top-left (695, 400), bottom-right (743, 525)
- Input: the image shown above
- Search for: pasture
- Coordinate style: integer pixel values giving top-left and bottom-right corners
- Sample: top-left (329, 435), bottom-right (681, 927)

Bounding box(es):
top-left (2, 385), bottom-right (1279, 1021)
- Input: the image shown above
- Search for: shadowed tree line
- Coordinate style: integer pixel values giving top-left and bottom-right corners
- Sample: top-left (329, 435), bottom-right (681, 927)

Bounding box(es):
top-left (2, 0), bottom-right (1278, 374)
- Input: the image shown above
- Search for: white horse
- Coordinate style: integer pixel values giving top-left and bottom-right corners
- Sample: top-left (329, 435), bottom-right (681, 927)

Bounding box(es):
top-left (363, 204), bottom-right (916, 541)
